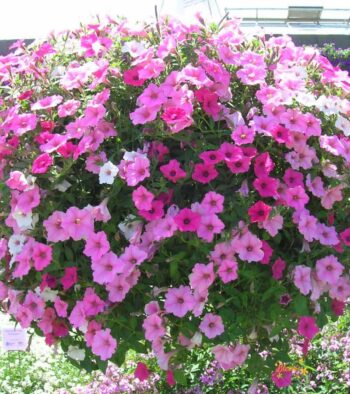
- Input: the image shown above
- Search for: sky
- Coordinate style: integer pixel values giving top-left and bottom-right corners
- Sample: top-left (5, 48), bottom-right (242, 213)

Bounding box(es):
top-left (0, 0), bottom-right (349, 39)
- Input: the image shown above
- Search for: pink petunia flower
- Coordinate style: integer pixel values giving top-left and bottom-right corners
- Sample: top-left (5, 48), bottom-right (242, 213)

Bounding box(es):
top-left (92, 251), bottom-right (122, 284)
top-left (316, 255), bottom-right (344, 285)
top-left (43, 211), bottom-right (70, 242)
top-left (197, 214), bottom-right (225, 242)
top-left (91, 329), bottom-right (117, 361)
top-left (272, 364), bottom-right (293, 388)
top-left (329, 277), bottom-right (350, 302)
top-left (285, 186), bottom-right (309, 211)
top-left (340, 228), bottom-right (350, 246)
top-left (164, 285), bottom-right (194, 317)
top-left (217, 260), bottom-right (238, 283)
top-left (189, 262), bottom-right (215, 292)
top-left (83, 231), bottom-right (110, 261)
top-left (253, 176), bottom-right (279, 198)
top-left (233, 231), bottom-right (264, 262)
top-left (32, 242), bottom-right (52, 271)
top-left (231, 125), bottom-right (255, 145)
top-left (132, 186), bottom-right (154, 211)
top-left (106, 274), bottom-right (131, 303)
top-left (143, 314), bottom-right (166, 342)
top-left (293, 265), bottom-right (312, 295)
top-left (134, 362), bottom-right (150, 381)
top-left (199, 150), bottom-right (224, 166)
top-left (61, 267), bottom-right (78, 290)
top-left (199, 313), bottom-right (224, 338)
top-left (201, 192), bottom-right (224, 214)
top-left (54, 297), bottom-right (68, 318)
top-left (62, 207), bottom-right (94, 241)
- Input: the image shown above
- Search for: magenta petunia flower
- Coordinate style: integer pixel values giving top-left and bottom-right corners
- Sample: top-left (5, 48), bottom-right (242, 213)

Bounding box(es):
top-left (174, 208), bottom-right (201, 232)
top-left (160, 159), bottom-right (186, 183)
top-left (192, 163), bottom-right (218, 184)
top-left (248, 201), bottom-right (272, 223)
top-left (32, 153), bottom-right (53, 174)
top-left (297, 316), bottom-right (319, 340)
top-left (272, 258), bottom-right (286, 280)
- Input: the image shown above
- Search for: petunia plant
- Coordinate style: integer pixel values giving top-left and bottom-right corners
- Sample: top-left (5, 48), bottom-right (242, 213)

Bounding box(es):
top-left (0, 14), bottom-right (349, 389)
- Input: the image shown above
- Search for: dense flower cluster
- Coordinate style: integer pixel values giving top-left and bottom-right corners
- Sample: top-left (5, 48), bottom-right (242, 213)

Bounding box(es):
top-left (0, 14), bottom-right (349, 387)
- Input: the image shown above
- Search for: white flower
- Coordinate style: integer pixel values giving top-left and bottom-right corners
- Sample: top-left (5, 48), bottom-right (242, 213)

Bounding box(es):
top-left (36, 287), bottom-right (58, 302)
top-left (8, 234), bottom-right (26, 256)
top-left (123, 150), bottom-right (147, 161)
top-left (12, 209), bottom-right (33, 230)
top-left (335, 115), bottom-right (350, 136)
top-left (99, 161), bottom-right (119, 184)
top-left (118, 214), bottom-right (142, 241)
top-left (54, 180), bottom-right (72, 192)
top-left (67, 345), bottom-right (85, 361)
top-left (296, 92), bottom-right (317, 107)
top-left (121, 40), bottom-right (146, 57)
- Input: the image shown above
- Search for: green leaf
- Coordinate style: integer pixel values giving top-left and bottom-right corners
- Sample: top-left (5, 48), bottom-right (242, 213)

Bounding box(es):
top-left (292, 295), bottom-right (309, 316)
top-left (174, 369), bottom-right (187, 385)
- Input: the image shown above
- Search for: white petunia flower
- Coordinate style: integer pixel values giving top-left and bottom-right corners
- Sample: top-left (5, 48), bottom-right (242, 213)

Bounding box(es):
top-left (99, 161), bottom-right (119, 184)
top-left (12, 209), bottom-right (33, 230)
top-left (36, 287), bottom-right (58, 302)
top-left (8, 234), bottom-right (26, 256)
top-left (67, 345), bottom-right (86, 361)
top-left (54, 180), bottom-right (72, 192)
top-left (335, 115), bottom-right (350, 136)
top-left (121, 40), bottom-right (147, 57)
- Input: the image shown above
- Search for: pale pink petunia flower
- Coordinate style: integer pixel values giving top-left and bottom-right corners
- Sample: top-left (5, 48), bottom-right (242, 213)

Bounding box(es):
top-left (217, 260), bottom-right (238, 283)
top-left (106, 274), bottom-right (131, 303)
top-left (189, 262), bottom-right (215, 293)
top-left (201, 192), bottom-right (224, 214)
top-left (164, 286), bottom-right (194, 317)
top-left (199, 313), bottom-right (224, 338)
top-left (329, 277), bottom-right (350, 302)
top-left (43, 211), bottom-right (70, 242)
top-left (83, 231), bottom-right (110, 261)
top-left (132, 185), bottom-right (154, 211)
top-left (197, 214), bottom-right (225, 242)
top-left (316, 255), bottom-right (344, 285)
top-left (293, 265), bottom-right (312, 295)
top-left (91, 252), bottom-right (121, 284)
top-left (91, 329), bottom-right (117, 360)
top-left (61, 207), bottom-right (94, 241)
top-left (143, 314), bottom-right (166, 342)
top-left (233, 232), bottom-right (264, 262)
top-left (321, 185), bottom-right (344, 210)
top-left (260, 214), bottom-right (283, 237)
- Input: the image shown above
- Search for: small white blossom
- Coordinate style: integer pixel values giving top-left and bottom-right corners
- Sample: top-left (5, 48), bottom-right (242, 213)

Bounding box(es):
top-left (99, 161), bottom-right (119, 184)
top-left (54, 180), bottom-right (72, 192)
top-left (8, 234), bottom-right (26, 256)
top-left (67, 345), bottom-right (85, 361)
top-left (12, 209), bottom-right (33, 230)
